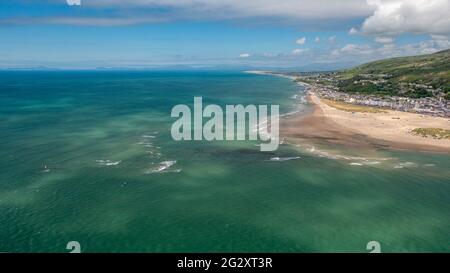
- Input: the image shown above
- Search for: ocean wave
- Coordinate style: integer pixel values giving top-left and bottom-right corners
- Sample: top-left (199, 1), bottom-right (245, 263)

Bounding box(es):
top-left (365, 161), bottom-right (381, 165)
top-left (147, 160), bottom-right (180, 174)
top-left (393, 162), bottom-right (418, 169)
top-left (299, 95), bottom-right (308, 104)
top-left (270, 156), bottom-right (301, 162)
top-left (349, 161), bottom-right (380, 166)
top-left (300, 145), bottom-right (394, 166)
top-left (138, 133), bottom-right (164, 159)
top-left (296, 81), bottom-right (310, 87)
top-left (96, 160), bottom-right (121, 166)
top-left (147, 151), bottom-right (162, 156)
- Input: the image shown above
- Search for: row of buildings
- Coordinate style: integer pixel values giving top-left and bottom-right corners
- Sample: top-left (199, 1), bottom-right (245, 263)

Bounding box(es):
top-left (257, 71), bottom-right (449, 117)
top-left (309, 84), bottom-right (450, 118)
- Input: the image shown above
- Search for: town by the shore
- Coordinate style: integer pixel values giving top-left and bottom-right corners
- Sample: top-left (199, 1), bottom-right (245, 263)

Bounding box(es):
top-left (247, 71), bottom-right (450, 152)
top-left (304, 91), bottom-right (449, 152)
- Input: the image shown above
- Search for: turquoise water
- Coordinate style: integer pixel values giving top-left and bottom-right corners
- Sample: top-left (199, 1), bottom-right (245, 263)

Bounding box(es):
top-left (0, 71), bottom-right (449, 253)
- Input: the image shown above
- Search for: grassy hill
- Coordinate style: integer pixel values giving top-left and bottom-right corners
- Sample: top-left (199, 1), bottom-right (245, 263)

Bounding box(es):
top-left (336, 49), bottom-right (450, 99)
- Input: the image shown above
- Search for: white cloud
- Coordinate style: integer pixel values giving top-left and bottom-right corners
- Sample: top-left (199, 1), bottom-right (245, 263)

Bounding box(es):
top-left (315, 37), bottom-right (320, 43)
top-left (428, 35), bottom-right (450, 49)
top-left (331, 36), bottom-right (449, 62)
top-left (349, 27), bottom-right (358, 35)
top-left (66, 0), bottom-right (81, 5)
top-left (360, 0), bottom-right (450, 36)
top-left (2, 16), bottom-right (167, 26)
top-left (292, 48), bottom-right (308, 55)
top-left (374, 36), bottom-right (394, 44)
top-left (328, 35), bottom-right (337, 43)
top-left (262, 52), bottom-right (276, 57)
top-left (296, 37), bottom-right (306, 45)
top-left (3, 0), bottom-right (375, 26)
top-left (87, 0), bottom-right (373, 20)
top-left (394, 39), bottom-right (450, 55)
top-left (239, 53), bottom-right (250, 58)
top-left (340, 44), bottom-right (374, 55)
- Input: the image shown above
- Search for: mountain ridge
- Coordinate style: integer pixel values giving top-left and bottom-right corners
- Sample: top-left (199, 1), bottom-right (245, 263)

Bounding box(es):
top-left (336, 49), bottom-right (450, 99)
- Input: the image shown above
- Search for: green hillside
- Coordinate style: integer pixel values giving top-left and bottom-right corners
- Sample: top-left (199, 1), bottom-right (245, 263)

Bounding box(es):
top-left (336, 49), bottom-right (450, 99)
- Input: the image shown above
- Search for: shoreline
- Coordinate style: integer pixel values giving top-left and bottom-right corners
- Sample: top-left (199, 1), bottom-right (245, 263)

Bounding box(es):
top-left (246, 70), bottom-right (450, 153)
top-left (281, 91), bottom-right (450, 153)
top-left (276, 79), bottom-right (450, 153)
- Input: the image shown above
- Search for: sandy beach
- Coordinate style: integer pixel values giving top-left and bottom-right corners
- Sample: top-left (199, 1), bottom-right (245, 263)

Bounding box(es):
top-left (281, 92), bottom-right (450, 153)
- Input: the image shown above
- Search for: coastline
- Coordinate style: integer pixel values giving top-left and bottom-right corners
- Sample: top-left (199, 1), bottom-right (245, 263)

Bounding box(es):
top-left (247, 70), bottom-right (450, 153)
top-left (281, 91), bottom-right (450, 153)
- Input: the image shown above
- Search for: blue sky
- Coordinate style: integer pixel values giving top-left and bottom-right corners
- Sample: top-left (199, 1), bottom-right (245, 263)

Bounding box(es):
top-left (0, 0), bottom-right (449, 69)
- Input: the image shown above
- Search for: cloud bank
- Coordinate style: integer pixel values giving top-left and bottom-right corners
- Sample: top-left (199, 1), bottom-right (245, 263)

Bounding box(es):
top-left (85, 0), bottom-right (373, 20)
top-left (2, 0), bottom-right (373, 26)
top-left (360, 0), bottom-right (450, 36)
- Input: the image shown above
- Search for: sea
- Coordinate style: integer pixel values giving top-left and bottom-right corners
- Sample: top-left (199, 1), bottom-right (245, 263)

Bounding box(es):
top-left (0, 70), bottom-right (449, 252)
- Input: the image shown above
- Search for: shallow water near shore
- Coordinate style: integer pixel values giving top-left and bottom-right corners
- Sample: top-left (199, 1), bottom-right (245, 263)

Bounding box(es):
top-left (0, 71), bottom-right (449, 252)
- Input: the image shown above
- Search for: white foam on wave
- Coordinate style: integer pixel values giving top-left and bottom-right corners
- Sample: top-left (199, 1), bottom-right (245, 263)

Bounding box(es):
top-left (393, 162), bottom-right (417, 169)
top-left (147, 160), bottom-right (181, 174)
top-left (299, 144), bottom-right (395, 167)
top-left (138, 133), bottom-right (164, 158)
top-left (155, 161), bottom-right (175, 172)
top-left (283, 110), bottom-right (301, 117)
top-left (147, 150), bottom-right (162, 157)
top-left (252, 110), bottom-right (296, 142)
top-left (365, 161), bottom-right (381, 165)
top-left (270, 156), bottom-right (301, 162)
top-left (96, 160), bottom-right (121, 166)
top-left (296, 81), bottom-right (310, 87)
top-left (349, 161), bottom-right (380, 166)
top-left (299, 95), bottom-right (308, 104)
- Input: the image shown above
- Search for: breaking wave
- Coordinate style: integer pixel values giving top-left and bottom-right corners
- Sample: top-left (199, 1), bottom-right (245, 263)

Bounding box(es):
top-left (96, 160), bottom-right (121, 166)
top-left (146, 160), bottom-right (181, 174)
top-left (270, 156), bottom-right (301, 162)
